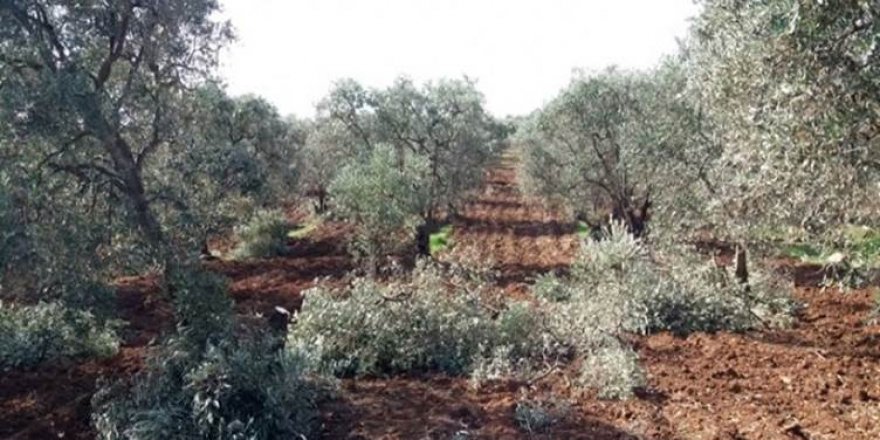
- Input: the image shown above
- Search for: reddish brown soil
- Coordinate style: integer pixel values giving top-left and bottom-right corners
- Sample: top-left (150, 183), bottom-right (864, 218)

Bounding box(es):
top-left (446, 156), bottom-right (579, 297)
top-left (208, 221), bottom-right (355, 316)
top-left (3, 154), bottom-right (879, 439)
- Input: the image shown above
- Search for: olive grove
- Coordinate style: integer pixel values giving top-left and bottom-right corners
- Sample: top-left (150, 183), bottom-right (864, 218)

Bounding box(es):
top-left (320, 76), bottom-right (506, 259)
top-left (521, 0), bottom-right (880, 244)
top-left (1, 0), bottom-right (878, 437)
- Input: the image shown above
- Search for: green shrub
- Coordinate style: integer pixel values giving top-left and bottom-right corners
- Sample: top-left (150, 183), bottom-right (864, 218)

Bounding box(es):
top-left (0, 301), bottom-right (120, 370)
top-left (170, 268), bottom-right (234, 350)
top-left (579, 343), bottom-right (645, 400)
top-left (92, 335), bottom-right (321, 440)
top-left (288, 260), bottom-right (545, 378)
top-left (536, 222), bottom-right (796, 398)
top-left (231, 209), bottom-right (289, 259)
top-left (429, 225), bottom-right (454, 255)
top-left (328, 145), bottom-right (430, 272)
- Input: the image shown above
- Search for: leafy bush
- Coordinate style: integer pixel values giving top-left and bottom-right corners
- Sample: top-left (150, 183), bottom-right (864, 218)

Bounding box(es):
top-left (537, 223), bottom-right (795, 397)
top-left (92, 335), bottom-right (321, 440)
top-left (532, 274), bottom-right (575, 302)
top-left (231, 210), bottom-right (289, 259)
top-left (170, 268), bottom-right (235, 350)
top-left (0, 301), bottom-right (119, 370)
top-left (288, 260), bottom-right (545, 378)
top-left (579, 343), bottom-right (645, 400)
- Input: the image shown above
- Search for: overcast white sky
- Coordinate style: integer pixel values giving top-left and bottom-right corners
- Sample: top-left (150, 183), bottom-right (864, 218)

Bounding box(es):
top-left (218, 0), bottom-right (699, 118)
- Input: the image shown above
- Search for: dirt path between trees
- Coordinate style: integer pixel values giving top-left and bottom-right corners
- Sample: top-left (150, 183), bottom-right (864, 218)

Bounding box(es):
top-left (448, 153), bottom-right (579, 296)
top-left (3, 153), bottom-right (880, 439)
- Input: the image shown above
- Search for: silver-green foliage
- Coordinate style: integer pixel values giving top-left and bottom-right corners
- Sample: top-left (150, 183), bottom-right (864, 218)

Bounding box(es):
top-left (518, 64), bottom-right (714, 237)
top-left (578, 343), bottom-right (645, 400)
top-left (329, 145), bottom-right (430, 268)
top-left (320, 77), bottom-right (504, 221)
top-left (0, 301), bottom-right (119, 370)
top-left (550, 223), bottom-right (795, 336)
top-left (687, 0), bottom-right (880, 237)
top-left (231, 209), bottom-right (290, 260)
top-left (539, 223), bottom-right (796, 397)
top-left (92, 336), bottom-right (320, 440)
top-left (288, 261), bottom-right (544, 378)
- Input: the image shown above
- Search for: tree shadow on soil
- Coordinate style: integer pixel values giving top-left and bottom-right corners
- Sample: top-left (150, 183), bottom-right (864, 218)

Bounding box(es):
top-left (319, 379), bottom-right (653, 440)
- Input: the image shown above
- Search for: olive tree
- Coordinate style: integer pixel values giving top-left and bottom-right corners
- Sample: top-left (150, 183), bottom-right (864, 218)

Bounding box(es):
top-left (156, 85), bottom-right (301, 256)
top-left (520, 70), bottom-right (648, 236)
top-left (686, 0), bottom-right (880, 240)
top-left (519, 66), bottom-right (712, 238)
top-left (0, 0), bottom-right (232, 269)
top-left (317, 78), bottom-right (378, 149)
top-left (321, 77), bottom-right (503, 255)
top-left (329, 145), bottom-right (430, 274)
top-left (297, 118), bottom-right (364, 213)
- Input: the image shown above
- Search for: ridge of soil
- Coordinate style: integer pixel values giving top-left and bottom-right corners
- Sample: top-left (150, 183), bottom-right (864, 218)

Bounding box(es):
top-left (2, 154), bottom-right (879, 439)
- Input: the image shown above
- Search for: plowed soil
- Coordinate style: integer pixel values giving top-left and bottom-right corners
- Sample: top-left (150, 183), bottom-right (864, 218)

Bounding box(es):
top-left (450, 157), bottom-right (579, 296)
top-left (3, 154), bottom-right (879, 439)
